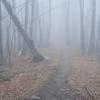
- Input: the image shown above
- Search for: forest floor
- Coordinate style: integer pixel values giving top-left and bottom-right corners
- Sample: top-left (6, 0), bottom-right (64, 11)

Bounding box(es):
top-left (35, 48), bottom-right (100, 100)
top-left (67, 52), bottom-right (100, 100)
top-left (0, 48), bottom-right (100, 100)
top-left (0, 48), bottom-right (60, 100)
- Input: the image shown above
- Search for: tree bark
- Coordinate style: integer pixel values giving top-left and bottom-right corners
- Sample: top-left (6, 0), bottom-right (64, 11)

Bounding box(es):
top-left (89, 0), bottom-right (96, 54)
top-left (79, 0), bottom-right (85, 55)
top-left (2, 0), bottom-right (44, 62)
top-left (65, 0), bottom-right (70, 46)
top-left (36, 0), bottom-right (44, 47)
top-left (0, 0), bottom-right (4, 65)
top-left (12, 0), bottom-right (16, 53)
top-left (30, 0), bottom-right (35, 38)
top-left (45, 0), bottom-right (51, 47)
top-left (22, 0), bottom-right (29, 55)
top-left (96, 16), bottom-right (100, 51)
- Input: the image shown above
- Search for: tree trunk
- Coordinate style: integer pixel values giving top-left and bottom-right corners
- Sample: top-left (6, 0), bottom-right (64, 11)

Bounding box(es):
top-left (22, 0), bottom-right (29, 55)
top-left (6, 19), bottom-right (13, 67)
top-left (12, 0), bottom-right (16, 53)
top-left (96, 19), bottom-right (100, 52)
top-left (36, 0), bottom-right (44, 47)
top-left (18, 1), bottom-right (23, 51)
top-left (0, 0), bottom-right (4, 65)
top-left (79, 0), bottom-right (85, 55)
top-left (65, 0), bottom-right (70, 46)
top-left (96, 20), bottom-right (100, 61)
top-left (89, 0), bottom-right (96, 54)
top-left (2, 0), bottom-right (44, 62)
top-left (30, 0), bottom-right (35, 38)
top-left (45, 0), bottom-right (51, 47)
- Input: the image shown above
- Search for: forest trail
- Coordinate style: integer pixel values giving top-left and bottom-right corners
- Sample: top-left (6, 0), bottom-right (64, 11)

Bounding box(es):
top-left (33, 48), bottom-right (74, 100)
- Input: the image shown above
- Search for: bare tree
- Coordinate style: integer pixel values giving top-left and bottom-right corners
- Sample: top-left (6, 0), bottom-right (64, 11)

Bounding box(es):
top-left (45, 0), bottom-right (52, 47)
top-left (65, 0), bottom-right (70, 46)
top-left (79, 0), bottom-right (85, 55)
top-left (12, 0), bottom-right (16, 53)
top-left (36, 0), bottom-right (44, 47)
top-left (30, 0), bottom-right (35, 38)
top-left (0, 0), bottom-right (4, 65)
top-left (96, 17), bottom-right (100, 52)
top-left (18, 1), bottom-right (23, 51)
top-left (2, 0), bottom-right (44, 62)
top-left (89, 0), bottom-right (96, 54)
top-left (22, 0), bottom-right (29, 55)
top-left (6, 19), bottom-right (11, 67)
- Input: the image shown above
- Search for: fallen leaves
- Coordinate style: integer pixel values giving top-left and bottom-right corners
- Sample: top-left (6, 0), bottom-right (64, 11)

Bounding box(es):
top-left (67, 55), bottom-right (100, 100)
top-left (0, 48), bottom-right (59, 100)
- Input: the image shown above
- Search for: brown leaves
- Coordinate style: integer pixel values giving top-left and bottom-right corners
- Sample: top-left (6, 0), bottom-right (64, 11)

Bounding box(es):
top-left (0, 48), bottom-right (59, 99)
top-left (67, 55), bottom-right (100, 100)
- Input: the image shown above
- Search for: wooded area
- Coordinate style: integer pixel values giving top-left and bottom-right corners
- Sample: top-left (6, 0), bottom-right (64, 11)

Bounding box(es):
top-left (0, 0), bottom-right (99, 65)
top-left (0, 0), bottom-right (100, 99)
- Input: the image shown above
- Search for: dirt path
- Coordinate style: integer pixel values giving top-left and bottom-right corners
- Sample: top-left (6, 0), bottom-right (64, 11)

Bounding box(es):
top-left (34, 49), bottom-right (74, 100)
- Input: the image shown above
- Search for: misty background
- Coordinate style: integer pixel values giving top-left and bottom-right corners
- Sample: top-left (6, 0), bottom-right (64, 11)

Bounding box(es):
top-left (0, 0), bottom-right (100, 64)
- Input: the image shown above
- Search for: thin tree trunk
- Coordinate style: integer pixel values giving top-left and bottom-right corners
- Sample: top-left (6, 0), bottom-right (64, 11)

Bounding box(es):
top-left (2, 0), bottom-right (44, 62)
top-left (89, 0), bottom-right (96, 54)
top-left (22, 0), bottom-right (29, 55)
top-left (30, 0), bottom-right (35, 38)
top-left (6, 19), bottom-right (11, 67)
top-left (79, 0), bottom-right (85, 55)
top-left (96, 20), bottom-right (100, 52)
top-left (45, 0), bottom-right (51, 47)
top-left (36, 0), bottom-right (44, 47)
top-left (12, 0), bottom-right (16, 54)
top-left (65, 0), bottom-right (70, 45)
top-left (18, 1), bottom-right (23, 51)
top-left (0, 0), bottom-right (4, 65)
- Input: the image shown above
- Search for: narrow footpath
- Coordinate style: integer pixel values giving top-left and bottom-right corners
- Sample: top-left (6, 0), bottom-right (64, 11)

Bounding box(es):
top-left (34, 49), bottom-right (76, 100)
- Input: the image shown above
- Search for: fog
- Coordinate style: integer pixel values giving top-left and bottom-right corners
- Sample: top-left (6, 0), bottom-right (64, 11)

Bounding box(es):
top-left (1, 0), bottom-right (99, 49)
top-left (1, 0), bottom-right (86, 48)
top-left (0, 0), bottom-right (100, 99)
